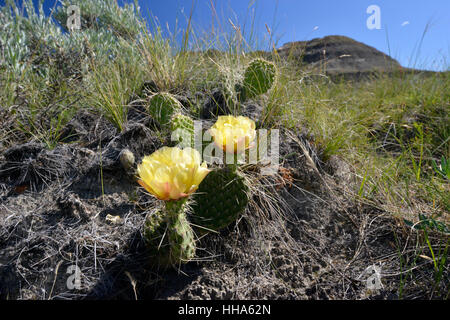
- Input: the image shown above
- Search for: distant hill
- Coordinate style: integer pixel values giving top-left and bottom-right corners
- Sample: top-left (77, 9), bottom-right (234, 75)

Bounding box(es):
top-left (203, 35), bottom-right (438, 79)
top-left (276, 35), bottom-right (404, 76)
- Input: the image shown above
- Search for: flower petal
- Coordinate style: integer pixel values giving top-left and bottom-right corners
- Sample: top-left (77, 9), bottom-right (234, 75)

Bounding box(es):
top-left (137, 146), bottom-right (209, 200)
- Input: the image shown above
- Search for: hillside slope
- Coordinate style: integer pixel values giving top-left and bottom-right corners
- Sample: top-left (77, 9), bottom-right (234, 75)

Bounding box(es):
top-left (276, 35), bottom-right (403, 75)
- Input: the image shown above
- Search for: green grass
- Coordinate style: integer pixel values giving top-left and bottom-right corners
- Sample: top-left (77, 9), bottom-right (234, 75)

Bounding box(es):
top-left (271, 67), bottom-right (449, 219)
top-left (88, 41), bottom-right (144, 132)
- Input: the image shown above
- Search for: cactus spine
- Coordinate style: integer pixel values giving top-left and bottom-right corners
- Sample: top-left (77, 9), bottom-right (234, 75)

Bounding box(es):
top-left (144, 198), bottom-right (196, 266)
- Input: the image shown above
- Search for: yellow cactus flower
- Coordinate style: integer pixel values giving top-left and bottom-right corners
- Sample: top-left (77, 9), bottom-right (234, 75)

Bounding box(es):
top-left (137, 147), bottom-right (210, 201)
top-left (209, 115), bottom-right (256, 153)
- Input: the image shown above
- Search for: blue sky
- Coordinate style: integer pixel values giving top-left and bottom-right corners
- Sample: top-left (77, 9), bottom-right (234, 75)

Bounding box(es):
top-left (142, 0), bottom-right (449, 71)
top-left (3, 0), bottom-right (450, 70)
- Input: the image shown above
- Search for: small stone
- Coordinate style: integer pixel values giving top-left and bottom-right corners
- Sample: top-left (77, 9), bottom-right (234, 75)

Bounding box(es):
top-left (105, 214), bottom-right (122, 224)
top-left (119, 149), bottom-right (135, 171)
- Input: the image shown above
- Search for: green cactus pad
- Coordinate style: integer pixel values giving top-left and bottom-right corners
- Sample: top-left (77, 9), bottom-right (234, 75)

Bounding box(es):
top-left (143, 210), bottom-right (171, 265)
top-left (240, 58), bottom-right (276, 101)
top-left (170, 113), bottom-right (194, 148)
top-left (167, 209), bottom-right (196, 264)
top-left (143, 202), bottom-right (196, 267)
top-left (147, 92), bottom-right (182, 127)
top-left (190, 168), bottom-right (248, 232)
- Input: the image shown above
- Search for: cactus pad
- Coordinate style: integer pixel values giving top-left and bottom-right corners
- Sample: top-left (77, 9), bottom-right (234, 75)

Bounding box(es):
top-left (143, 210), bottom-right (171, 265)
top-left (143, 205), bottom-right (196, 266)
top-left (190, 168), bottom-right (248, 232)
top-left (167, 209), bottom-right (196, 264)
top-left (170, 113), bottom-right (194, 148)
top-left (147, 92), bottom-right (182, 127)
top-left (240, 58), bottom-right (276, 101)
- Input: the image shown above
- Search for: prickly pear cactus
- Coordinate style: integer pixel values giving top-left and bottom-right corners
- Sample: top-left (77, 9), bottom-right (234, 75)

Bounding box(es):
top-left (147, 92), bottom-right (182, 127)
top-left (190, 168), bottom-right (248, 232)
top-left (240, 58), bottom-right (276, 101)
top-left (143, 200), bottom-right (196, 266)
top-left (143, 210), bottom-right (171, 265)
top-left (170, 113), bottom-right (194, 148)
top-left (166, 209), bottom-right (196, 264)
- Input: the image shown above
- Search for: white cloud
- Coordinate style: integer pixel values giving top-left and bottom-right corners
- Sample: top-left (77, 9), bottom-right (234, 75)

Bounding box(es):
top-left (401, 21), bottom-right (410, 27)
top-left (313, 26), bottom-right (319, 31)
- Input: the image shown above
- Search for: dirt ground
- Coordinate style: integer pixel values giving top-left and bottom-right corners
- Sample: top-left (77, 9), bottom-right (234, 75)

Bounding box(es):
top-left (0, 98), bottom-right (447, 300)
